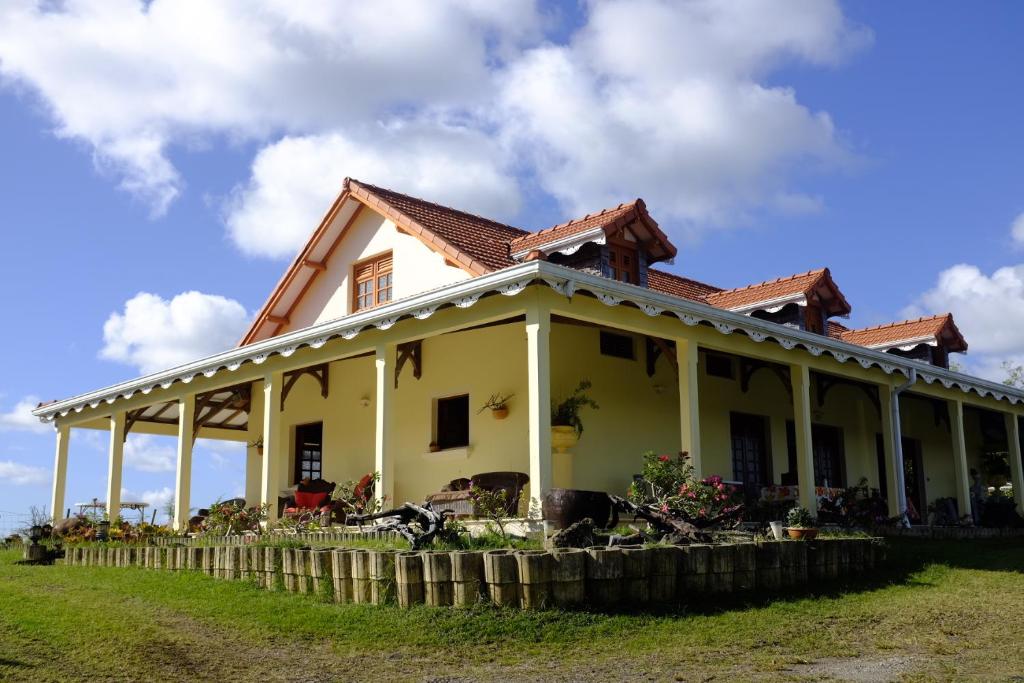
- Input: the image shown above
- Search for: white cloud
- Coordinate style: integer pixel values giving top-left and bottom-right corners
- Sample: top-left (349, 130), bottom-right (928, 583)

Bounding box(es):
top-left (225, 125), bottom-right (521, 258)
top-left (0, 0), bottom-right (867, 252)
top-left (0, 0), bottom-right (539, 215)
top-left (0, 396), bottom-right (49, 434)
top-left (907, 263), bottom-right (1024, 381)
top-left (0, 460), bottom-right (49, 485)
top-left (1011, 212), bottom-right (1024, 247)
top-left (100, 291), bottom-right (249, 374)
top-left (123, 435), bottom-right (176, 473)
top-left (120, 486), bottom-right (174, 521)
top-left (496, 0), bottom-right (866, 232)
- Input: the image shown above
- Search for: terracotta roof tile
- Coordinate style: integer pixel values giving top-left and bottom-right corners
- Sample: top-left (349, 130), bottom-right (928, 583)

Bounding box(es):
top-left (647, 268), bottom-right (722, 302)
top-left (839, 314), bottom-right (967, 351)
top-left (348, 179), bottom-right (528, 272)
top-left (510, 202), bottom-right (639, 254)
top-left (705, 268), bottom-right (851, 316)
top-left (510, 199), bottom-right (677, 262)
top-left (827, 320), bottom-right (850, 339)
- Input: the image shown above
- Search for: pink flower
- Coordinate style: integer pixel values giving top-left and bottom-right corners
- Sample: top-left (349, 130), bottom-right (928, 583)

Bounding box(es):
top-left (660, 504), bottom-right (669, 513)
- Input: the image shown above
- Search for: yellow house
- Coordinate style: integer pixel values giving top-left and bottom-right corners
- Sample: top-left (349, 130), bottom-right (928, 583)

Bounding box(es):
top-left (34, 179), bottom-right (1024, 529)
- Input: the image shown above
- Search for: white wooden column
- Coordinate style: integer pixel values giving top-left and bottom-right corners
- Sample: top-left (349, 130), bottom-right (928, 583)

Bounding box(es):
top-left (949, 399), bottom-right (972, 522)
top-left (173, 395), bottom-right (195, 531)
top-left (50, 424), bottom-right (70, 523)
top-left (374, 345), bottom-right (395, 506)
top-left (261, 372), bottom-right (284, 523)
top-left (1005, 413), bottom-right (1024, 516)
top-left (105, 411), bottom-right (126, 521)
top-left (526, 305), bottom-right (552, 516)
top-left (245, 380), bottom-right (264, 508)
top-left (789, 364), bottom-right (818, 513)
top-left (675, 338), bottom-right (702, 478)
top-left (878, 386), bottom-right (902, 519)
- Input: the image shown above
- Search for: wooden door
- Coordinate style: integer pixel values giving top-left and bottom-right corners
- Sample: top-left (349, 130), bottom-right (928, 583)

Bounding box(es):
top-left (811, 424), bottom-right (846, 488)
top-left (730, 413), bottom-right (771, 498)
top-left (902, 437), bottom-right (926, 522)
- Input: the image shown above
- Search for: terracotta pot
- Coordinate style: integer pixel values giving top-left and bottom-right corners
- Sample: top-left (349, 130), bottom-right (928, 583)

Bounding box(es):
top-left (551, 425), bottom-right (579, 454)
top-left (491, 406), bottom-right (509, 420)
top-left (786, 527), bottom-right (818, 540)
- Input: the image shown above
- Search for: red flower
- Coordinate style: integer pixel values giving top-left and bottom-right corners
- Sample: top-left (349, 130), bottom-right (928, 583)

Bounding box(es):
top-left (658, 455), bottom-right (670, 462)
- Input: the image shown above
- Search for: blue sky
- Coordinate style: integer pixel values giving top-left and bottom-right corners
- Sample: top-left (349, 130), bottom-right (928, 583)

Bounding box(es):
top-left (1, 1), bottom-right (1022, 524)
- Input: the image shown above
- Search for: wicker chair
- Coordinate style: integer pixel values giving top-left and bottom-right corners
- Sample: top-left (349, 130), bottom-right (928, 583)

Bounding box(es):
top-left (426, 471), bottom-right (529, 518)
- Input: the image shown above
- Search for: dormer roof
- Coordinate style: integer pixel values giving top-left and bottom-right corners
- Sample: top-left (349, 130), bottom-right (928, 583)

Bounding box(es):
top-left (839, 314), bottom-right (968, 353)
top-left (509, 199), bottom-right (677, 263)
top-left (704, 268), bottom-right (852, 317)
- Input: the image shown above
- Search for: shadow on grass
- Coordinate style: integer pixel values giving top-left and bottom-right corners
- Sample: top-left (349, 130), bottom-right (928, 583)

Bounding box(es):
top-left (0, 658), bottom-right (33, 669)
top-left (578, 538), bottom-right (1024, 618)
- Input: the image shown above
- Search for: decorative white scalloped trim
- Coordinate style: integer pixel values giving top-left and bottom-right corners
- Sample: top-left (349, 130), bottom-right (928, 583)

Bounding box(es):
top-left (34, 262), bottom-right (1024, 420)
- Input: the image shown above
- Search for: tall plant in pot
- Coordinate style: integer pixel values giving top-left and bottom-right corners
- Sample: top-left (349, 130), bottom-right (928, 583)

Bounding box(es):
top-left (551, 379), bottom-right (599, 453)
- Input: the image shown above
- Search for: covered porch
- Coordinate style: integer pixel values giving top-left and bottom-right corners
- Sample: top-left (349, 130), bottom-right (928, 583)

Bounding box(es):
top-left (41, 263), bottom-right (1024, 531)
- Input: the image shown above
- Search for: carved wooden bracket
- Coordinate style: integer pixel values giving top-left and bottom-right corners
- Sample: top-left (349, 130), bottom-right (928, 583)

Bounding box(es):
top-left (645, 337), bottom-right (677, 377)
top-left (395, 340), bottom-right (423, 388)
top-left (815, 373), bottom-right (881, 417)
top-left (281, 364), bottom-right (329, 411)
top-left (123, 408), bottom-right (146, 443)
top-left (740, 358), bottom-right (792, 396)
top-left (191, 384), bottom-right (253, 443)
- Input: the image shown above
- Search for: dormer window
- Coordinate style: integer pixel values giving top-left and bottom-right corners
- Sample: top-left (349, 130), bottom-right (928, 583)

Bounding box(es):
top-left (608, 241), bottom-right (639, 284)
top-left (353, 252), bottom-right (393, 312)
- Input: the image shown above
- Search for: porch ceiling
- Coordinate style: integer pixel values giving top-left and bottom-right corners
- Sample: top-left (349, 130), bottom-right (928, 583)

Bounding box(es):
top-left (127, 385), bottom-right (250, 433)
top-left (32, 261), bottom-right (1024, 424)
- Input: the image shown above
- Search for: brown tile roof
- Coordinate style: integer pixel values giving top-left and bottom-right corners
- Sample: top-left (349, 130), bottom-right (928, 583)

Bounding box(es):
top-left (510, 199), bottom-right (676, 263)
top-left (511, 202), bottom-right (636, 253)
top-left (705, 268), bottom-right (851, 316)
top-left (839, 314), bottom-right (967, 352)
top-left (347, 179), bottom-right (527, 272)
top-left (827, 320), bottom-right (850, 339)
top-left (647, 268), bottom-right (722, 302)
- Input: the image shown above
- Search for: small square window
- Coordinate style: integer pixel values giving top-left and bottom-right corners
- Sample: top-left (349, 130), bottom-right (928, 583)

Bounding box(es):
top-left (705, 353), bottom-right (734, 379)
top-left (435, 394), bottom-right (469, 450)
top-left (599, 331), bottom-right (635, 360)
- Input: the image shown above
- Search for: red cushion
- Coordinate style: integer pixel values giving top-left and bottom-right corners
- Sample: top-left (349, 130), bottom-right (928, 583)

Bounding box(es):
top-left (294, 491), bottom-right (329, 509)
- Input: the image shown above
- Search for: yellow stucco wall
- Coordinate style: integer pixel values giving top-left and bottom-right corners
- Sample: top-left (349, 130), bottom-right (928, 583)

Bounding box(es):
top-left (270, 318), bottom-right (969, 511)
top-left (276, 355), bottom-right (376, 491)
top-left (548, 323), bottom-right (681, 496)
top-left (900, 395), bottom-right (957, 506)
top-left (286, 208), bottom-right (471, 331)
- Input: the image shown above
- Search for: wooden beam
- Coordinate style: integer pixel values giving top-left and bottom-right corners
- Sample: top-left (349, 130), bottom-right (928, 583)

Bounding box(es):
top-left (395, 340), bottom-right (423, 388)
top-left (303, 259), bottom-right (327, 271)
top-left (280, 363), bottom-right (330, 410)
top-left (267, 314), bottom-right (290, 326)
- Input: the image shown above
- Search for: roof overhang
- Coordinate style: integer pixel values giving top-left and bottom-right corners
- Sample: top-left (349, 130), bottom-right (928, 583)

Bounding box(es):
top-left (33, 261), bottom-right (1024, 422)
top-left (728, 293), bottom-right (807, 315)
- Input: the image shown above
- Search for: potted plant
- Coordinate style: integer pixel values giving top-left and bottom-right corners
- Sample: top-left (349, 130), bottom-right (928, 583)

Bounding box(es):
top-left (550, 380), bottom-right (599, 453)
top-left (478, 393), bottom-right (514, 420)
top-left (785, 506), bottom-right (819, 540)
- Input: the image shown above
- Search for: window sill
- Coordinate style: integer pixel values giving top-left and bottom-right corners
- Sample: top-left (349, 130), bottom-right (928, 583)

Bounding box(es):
top-left (422, 446), bottom-right (472, 462)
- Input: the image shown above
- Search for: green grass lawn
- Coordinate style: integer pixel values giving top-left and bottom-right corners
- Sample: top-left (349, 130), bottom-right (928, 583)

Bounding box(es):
top-left (1, 539), bottom-right (1023, 682)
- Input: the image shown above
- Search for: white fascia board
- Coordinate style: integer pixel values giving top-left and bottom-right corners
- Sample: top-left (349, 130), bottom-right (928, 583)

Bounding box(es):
top-left (727, 293), bottom-right (807, 315)
top-left (865, 335), bottom-right (938, 351)
top-left (510, 227), bottom-right (606, 260)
